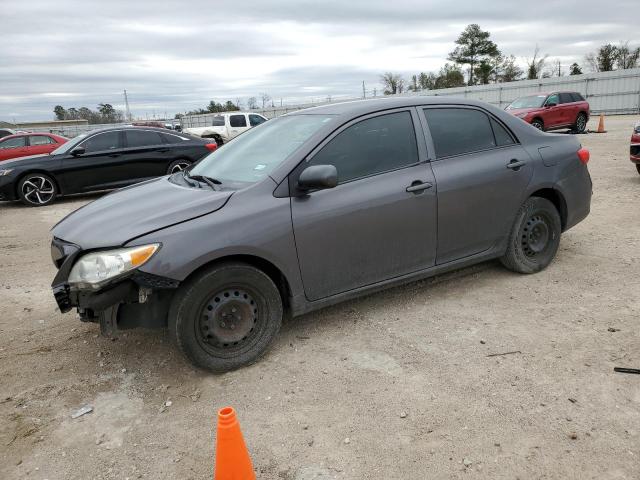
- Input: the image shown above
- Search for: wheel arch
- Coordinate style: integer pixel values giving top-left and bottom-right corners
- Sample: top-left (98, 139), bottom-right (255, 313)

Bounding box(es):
top-left (181, 254), bottom-right (292, 311)
top-left (530, 188), bottom-right (567, 230)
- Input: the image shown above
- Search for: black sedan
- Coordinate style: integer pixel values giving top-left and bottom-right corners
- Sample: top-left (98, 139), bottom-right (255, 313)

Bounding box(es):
top-left (0, 127), bottom-right (217, 206)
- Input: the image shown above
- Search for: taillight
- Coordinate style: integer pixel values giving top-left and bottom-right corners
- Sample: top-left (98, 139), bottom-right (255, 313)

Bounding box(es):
top-left (577, 147), bottom-right (590, 165)
top-left (205, 143), bottom-right (217, 152)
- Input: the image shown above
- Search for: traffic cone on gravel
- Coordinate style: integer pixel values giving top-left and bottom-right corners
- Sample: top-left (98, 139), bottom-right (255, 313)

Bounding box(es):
top-left (214, 406), bottom-right (256, 480)
top-left (596, 114), bottom-right (606, 133)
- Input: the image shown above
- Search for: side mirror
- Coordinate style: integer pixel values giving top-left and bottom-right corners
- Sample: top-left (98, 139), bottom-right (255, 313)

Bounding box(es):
top-left (298, 165), bottom-right (338, 191)
top-left (545, 102), bottom-right (557, 108)
top-left (70, 146), bottom-right (85, 156)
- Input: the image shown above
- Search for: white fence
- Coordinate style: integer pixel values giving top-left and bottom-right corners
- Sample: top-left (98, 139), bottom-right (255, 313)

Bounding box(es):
top-left (180, 68), bottom-right (640, 128)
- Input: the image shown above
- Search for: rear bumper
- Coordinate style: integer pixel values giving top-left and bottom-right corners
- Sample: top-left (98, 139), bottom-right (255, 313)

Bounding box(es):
top-left (556, 165), bottom-right (592, 231)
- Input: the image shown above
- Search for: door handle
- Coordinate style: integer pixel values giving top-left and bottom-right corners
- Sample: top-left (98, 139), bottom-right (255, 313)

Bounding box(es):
top-left (506, 159), bottom-right (526, 170)
top-left (406, 181), bottom-right (433, 193)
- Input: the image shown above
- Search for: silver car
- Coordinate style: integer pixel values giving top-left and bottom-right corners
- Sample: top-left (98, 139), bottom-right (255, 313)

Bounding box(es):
top-left (51, 97), bottom-right (592, 372)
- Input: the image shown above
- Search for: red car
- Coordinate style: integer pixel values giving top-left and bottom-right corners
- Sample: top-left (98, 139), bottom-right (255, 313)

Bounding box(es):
top-left (506, 91), bottom-right (590, 133)
top-left (631, 123), bottom-right (640, 175)
top-left (0, 133), bottom-right (69, 162)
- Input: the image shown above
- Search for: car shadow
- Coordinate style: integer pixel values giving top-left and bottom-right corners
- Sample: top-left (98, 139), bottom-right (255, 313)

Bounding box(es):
top-left (0, 191), bottom-right (105, 210)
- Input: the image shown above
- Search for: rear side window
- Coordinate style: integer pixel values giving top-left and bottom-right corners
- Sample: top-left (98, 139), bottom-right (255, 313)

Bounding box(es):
top-left (249, 114), bottom-right (267, 126)
top-left (82, 131), bottom-right (120, 153)
top-left (230, 115), bottom-right (247, 127)
top-left (309, 111), bottom-right (419, 184)
top-left (571, 92), bottom-right (585, 102)
top-left (490, 118), bottom-right (515, 146)
top-left (559, 93), bottom-right (574, 104)
top-left (423, 108), bottom-right (496, 158)
top-left (29, 135), bottom-right (54, 145)
top-left (160, 133), bottom-right (188, 143)
top-left (0, 137), bottom-right (26, 149)
top-left (126, 130), bottom-right (163, 148)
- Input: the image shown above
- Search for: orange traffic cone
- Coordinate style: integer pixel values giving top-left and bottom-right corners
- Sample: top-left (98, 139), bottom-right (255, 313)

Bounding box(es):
top-left (596, 114), bottom-right (606, 133)
top-left (214, 407), bottom-right (255, 480)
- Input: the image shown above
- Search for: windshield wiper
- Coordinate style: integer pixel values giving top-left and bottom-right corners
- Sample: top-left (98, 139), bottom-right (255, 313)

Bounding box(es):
top-left (187, 173), bottom-right (223, 191)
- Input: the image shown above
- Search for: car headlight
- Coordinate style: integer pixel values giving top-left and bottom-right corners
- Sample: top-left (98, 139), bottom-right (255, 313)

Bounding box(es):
top-left (0, 169), bottom-right (14, 176)
top-left (68, 244), bottom-right (159, 289)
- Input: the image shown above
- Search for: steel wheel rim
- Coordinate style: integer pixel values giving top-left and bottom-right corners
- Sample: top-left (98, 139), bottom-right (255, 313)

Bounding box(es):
top-left (196, 287), bottom-right (263, 355)
top-left (170, 162), bottom-right (190, 174)
top-left (22, 176), bottom-right (54, 205)
top-left (521, 214), bottom-right (551, 257)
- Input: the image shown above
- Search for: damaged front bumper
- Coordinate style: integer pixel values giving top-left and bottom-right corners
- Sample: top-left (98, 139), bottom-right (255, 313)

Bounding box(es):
top-left (51, 237), bottom-right (179, 332)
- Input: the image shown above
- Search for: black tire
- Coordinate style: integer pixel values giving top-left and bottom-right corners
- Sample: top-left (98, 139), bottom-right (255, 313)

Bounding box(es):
top-left (531, 118), bottom-right (544, 131)
top-left (167, 159), bottom-right (192, 175)
top-left (168, 262), bottom-right (283, 372)
top-left (636, 164), bottom-right (640, 175)
top-left (573, 113), bottom-right (587, 133)
top-left (500, 197), bottom-right (562, 274)
top-left (213, 135), bottom-right (223, 146)
top-left (17, 173), bottom-right (58, 207)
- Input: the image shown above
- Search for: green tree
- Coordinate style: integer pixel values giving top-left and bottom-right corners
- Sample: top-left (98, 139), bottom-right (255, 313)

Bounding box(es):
top-left (586, 44), bottom-right (618, 72)
top-left (448, 24), bottom-right (500, 85)
top-left (98, 103), bottom-right (116, 122)
top-left (53, 105), bottom-right (67, 121)
top-left (418, 72), bottom-right (437, 90)
top-left (569, 63), bottom-right (583, 75)
top-left (224, 100), bottom-right (239, 111)
top-left (526, 46), bottom-right (548, 79)
top-left (408, 74), bottom-right (419, 92)
top-left (473, 61), bottom-right (494, 84)
top-left (434, 63), bottom-right (465, 89)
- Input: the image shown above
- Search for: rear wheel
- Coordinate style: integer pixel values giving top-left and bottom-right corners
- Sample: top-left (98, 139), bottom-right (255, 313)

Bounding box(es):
top-left (531, 119), bottom-right (544, 131)
top-left (167, 159), bottom-right (191, 175)
top-left (168, 263), bottom-right (283, 372)
top-left (574, 113), bottom-right (587, 133)
top-left (501, 197), bottom-right (561, 274)
top-left (636, 164), bottom-right (640, 175)
top-left (17, 173), bottom-right (58, 207)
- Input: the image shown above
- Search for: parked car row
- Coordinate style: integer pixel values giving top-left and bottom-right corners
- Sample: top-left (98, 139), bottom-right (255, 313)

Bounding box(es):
top-left (48, 97), bottom-right (592, 372)
top-left (0, 133), bottom-right (69, 161)
top-left (0, 127), bottom-right (217, 206)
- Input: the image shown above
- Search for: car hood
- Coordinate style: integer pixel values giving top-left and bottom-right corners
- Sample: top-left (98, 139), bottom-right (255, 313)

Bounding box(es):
top-left (52, 176), bottom-right (233, 249)
top-left (1, 153), bottom-right (51, 167)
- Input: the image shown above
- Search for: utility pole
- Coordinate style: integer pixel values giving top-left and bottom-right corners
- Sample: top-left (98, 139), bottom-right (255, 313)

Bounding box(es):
top-left (123, 89), bottom-right (132, 121)
top-left (362, 81), bottom-right (366, 99)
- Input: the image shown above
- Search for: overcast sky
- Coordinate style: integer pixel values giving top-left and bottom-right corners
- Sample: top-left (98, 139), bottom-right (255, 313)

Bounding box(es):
top-left (1, 0), bottom-right (636, 121)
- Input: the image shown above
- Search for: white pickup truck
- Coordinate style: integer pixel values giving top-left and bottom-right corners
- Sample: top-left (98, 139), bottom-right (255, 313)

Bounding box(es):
top-left (183, 112), bottom-right (268, 145)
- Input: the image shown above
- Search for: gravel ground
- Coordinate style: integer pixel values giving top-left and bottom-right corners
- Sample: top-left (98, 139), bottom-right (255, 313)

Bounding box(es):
top-left (1, 115), bottom-right (639, 480)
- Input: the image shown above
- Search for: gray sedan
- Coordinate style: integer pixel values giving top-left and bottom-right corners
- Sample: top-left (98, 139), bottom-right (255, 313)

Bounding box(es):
top-left (50, 97), bottom-right (592, 372)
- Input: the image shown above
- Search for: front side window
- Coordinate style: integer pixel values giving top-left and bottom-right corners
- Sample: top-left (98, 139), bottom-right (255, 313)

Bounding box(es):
top-left (126, 130), bottom-right (163, 148)
top-left (0, 137), bottom-right (26, 149)
top-left (249, 114), bottom-right (267, 126)
top-left (188, 114), bottom-right (334, 186)
top-left (29, 135), bottom-right (54, 145)
top-left (308, 111), bottom-right (419, 184)
top-left (546, 94), bottom-right (560, 106)
top-left (506, 95), bottom-right (546, 109)
top-left (423, 108), bottom-right (496, 158)
top-left (230, 115), bottom-right (247, 128)
top-left (81, 131), bottom-right (120, 153)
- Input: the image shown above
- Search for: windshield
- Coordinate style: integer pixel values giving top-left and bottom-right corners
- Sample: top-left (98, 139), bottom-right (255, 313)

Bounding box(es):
top-left (50, 133), bottom-right (88, 154)
top-left (507, 95), bottom-right (547, 110)
top-left (188, 114), bottom-right (335, 187)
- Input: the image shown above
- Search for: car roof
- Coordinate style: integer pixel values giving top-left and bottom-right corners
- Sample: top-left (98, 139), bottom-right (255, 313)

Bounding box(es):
top-left (287, 96), bottom-right (505, 117)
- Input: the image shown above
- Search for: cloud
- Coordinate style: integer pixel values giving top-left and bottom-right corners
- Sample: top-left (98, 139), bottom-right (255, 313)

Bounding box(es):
top-left (0, 0), bottom-right (637, 120)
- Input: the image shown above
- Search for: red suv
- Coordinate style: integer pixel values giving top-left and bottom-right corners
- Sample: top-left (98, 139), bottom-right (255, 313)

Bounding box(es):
top-left (631, 123), bottom-right (640, 175)
top-left (506, 91), bottom-right (590, 133)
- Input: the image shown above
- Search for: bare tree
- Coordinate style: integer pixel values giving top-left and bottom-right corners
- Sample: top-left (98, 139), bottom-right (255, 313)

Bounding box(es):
top-left (247, 97), bottom-right (258, 109)
top-left (379, 72), bottom-right (405, 95)
top-left (525, 45), bottom-right (548, 80)
top-left (260, 93), bottom-right (271, 108)
top-left (617, 41), bottom-right (640, 69)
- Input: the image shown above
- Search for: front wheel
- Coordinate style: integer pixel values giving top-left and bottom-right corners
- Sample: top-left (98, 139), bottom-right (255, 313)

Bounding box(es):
top-left (168, 263), bottom-right (283, 372)
top-left (501, 197), bottom-right (562, 274)
top-left (18, 173), bottom-right (58, 207)
top-left (531, 119), bottom-right (544, 131)
top-left (636, 164), bottom-right (640, 175)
